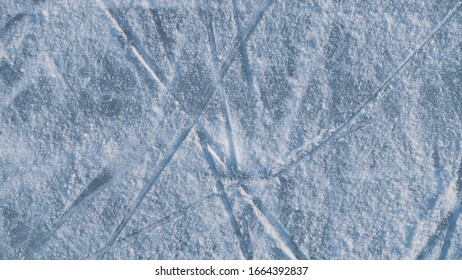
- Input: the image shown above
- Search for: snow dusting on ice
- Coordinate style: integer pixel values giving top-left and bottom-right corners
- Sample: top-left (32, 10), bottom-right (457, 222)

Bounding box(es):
top-left (1, 0), bottom-right (462, 259)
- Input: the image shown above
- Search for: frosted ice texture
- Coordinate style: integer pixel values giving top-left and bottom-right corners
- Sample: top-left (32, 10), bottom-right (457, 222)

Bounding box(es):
top-left (1, 0), bottom-right (462, 259)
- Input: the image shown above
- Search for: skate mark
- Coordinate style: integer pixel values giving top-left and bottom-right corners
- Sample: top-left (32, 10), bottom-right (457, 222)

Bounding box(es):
top-left (266, 2), bottom-right (462, 180)
top-left (416, 212), bottom-right (452, 260)
top-left (96, 0), bottom-right (276, 258)
top-left (96, 0), bottom-right (167, 87)
top-left (148, 6), bottom-right (175, 65)
top-left (202, 0), bottom-right (239, 176)
top-left (439, 159), bottom-right (462, 259)
top-left (239, 186), bottom-right (307, 260)
top-left (120, 193), bottom-right (219, 242)
top-left (439, 207), bottom-right (462, 259)
top-left (220, 0), bottom-right (276, 80)
top-left (197, 129), bottom-right (253, 259)
top-left (24, 170), bottom-right (112, 259)
top-left (95, 123), bottom-right (194, 259)
top-left (231, 0), bottom-right (258, 102)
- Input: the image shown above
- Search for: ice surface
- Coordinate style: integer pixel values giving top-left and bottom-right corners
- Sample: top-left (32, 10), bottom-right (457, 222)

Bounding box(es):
top-left (1, 0), bottom-right (462, 259)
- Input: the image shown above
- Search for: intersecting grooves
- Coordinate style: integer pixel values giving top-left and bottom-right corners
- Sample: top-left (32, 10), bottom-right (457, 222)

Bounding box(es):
top-left (198, 122), bottom-right (303, 259)
top-left (95, 124), bottom-right (194, 259)
top-left (231, 0), bottom-right (259, 103)
top-left (24, 171), bottom-right (112, 259)
top-left (119, 193), bottom-right (219, 242)
top-left (96, 0), bottom-right (167, 87)
top-left (220, 0), bottom-right (276, 80)
top-left (196, 123), bottom-right (227, 166)
top-left (201, 0), bottom-right (304, 259)
top-left (415, 212), bottom-right (452, 260)
top-left (204, 0), bottom-right (304, 258)
top-left (202, 0), bottom-right (239, 177)
top-left (93, 0), bottom-right (275, 258)
top-left (92, 0), bottom-right (187, 254)
top-left (198, 7), bottom-right (237, 169)
top-left (238, 186), bottom-right (307, 260)
top-left (266, 2), bottom-right (462, 180)
top-left (197, 129), bottom-right (253, 260)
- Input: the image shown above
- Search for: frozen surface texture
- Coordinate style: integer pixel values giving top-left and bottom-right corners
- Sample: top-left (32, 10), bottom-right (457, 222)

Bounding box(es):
top-left (1, 0), bottom-right (462, 259)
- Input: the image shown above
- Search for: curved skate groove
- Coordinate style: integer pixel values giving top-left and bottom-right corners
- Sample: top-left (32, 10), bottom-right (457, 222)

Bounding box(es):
top-left (439, 159), bottom-right (462, 259)
top-left (267, 2), bottom-right (462, 180)
top-left (415, 212), bottom-right (452, 260)
top-left (439, 207), bottom-right (462, 259)
top-left (23, 171), bottom-right (112, 259)
top-left (96, 0), bottom-right (167, 87)
top-left (198, 129), bottom-right (253, 259)
top-left (94, 0), bottom-right (276, 259)
top-left (404, 146), bottom-right (448, 258)
top-left (417, 157), bottom-right (462, 259)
